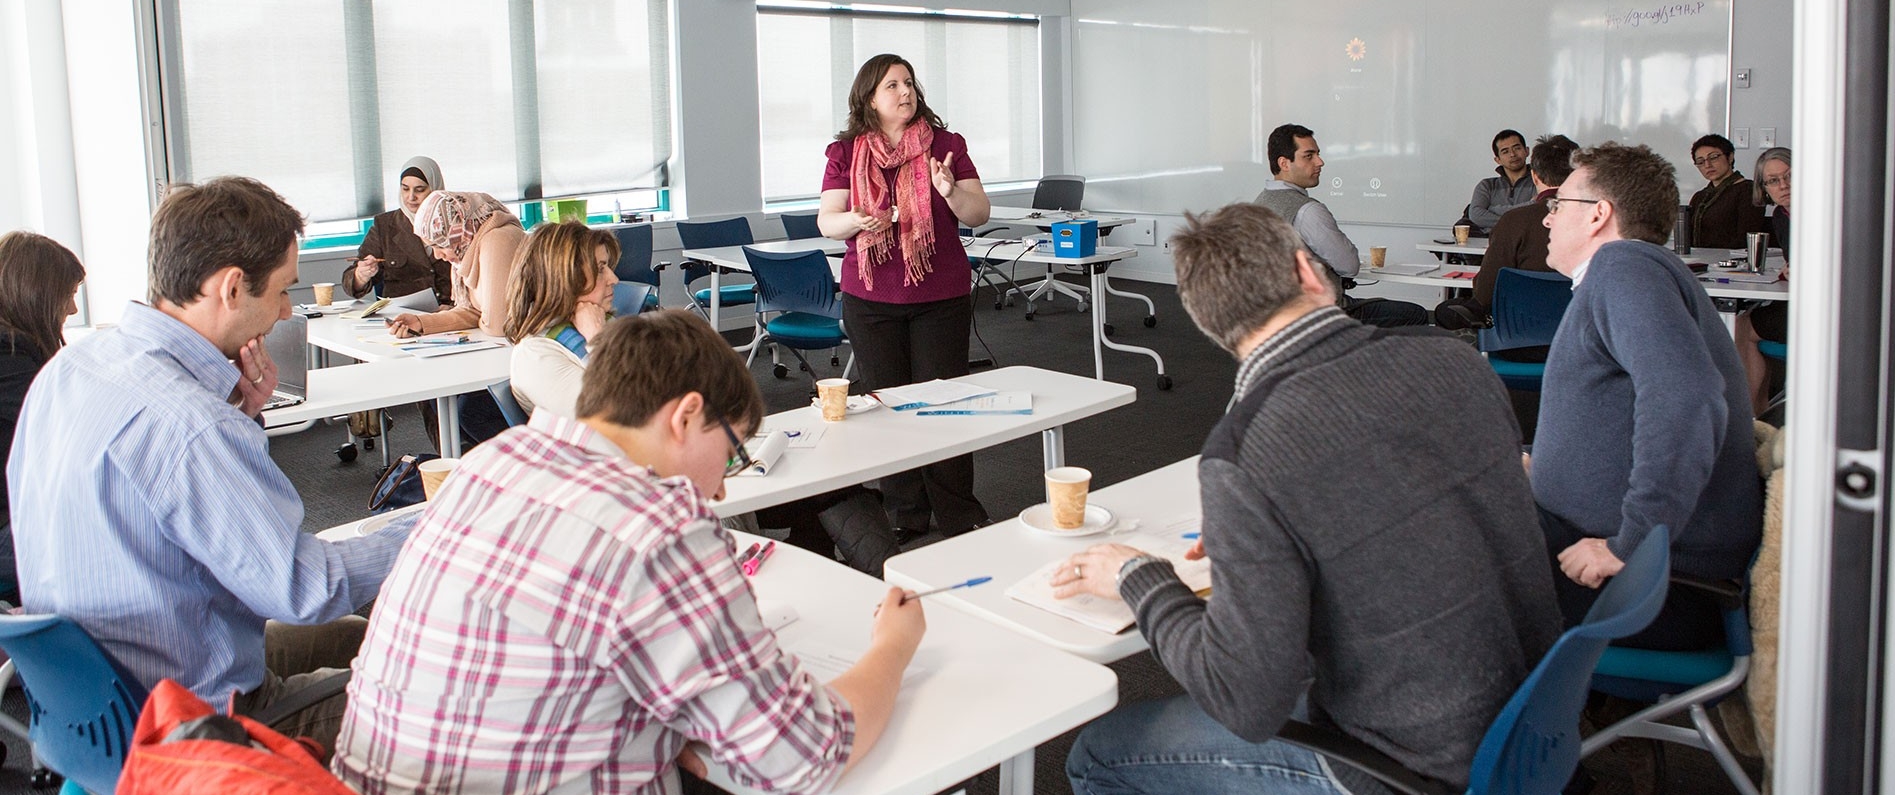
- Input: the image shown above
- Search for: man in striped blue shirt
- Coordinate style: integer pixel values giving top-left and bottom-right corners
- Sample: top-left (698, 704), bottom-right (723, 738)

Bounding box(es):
top-left (9, 177), bottom-right (410, 753)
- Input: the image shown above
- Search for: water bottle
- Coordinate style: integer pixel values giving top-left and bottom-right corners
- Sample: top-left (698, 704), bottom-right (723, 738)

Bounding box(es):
top-left (1673, 206), bottom-right (1693, 254)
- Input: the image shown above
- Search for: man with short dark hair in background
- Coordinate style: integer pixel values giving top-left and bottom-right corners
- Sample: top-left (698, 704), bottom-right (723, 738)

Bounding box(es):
top-left (1533, 142), bottom-right (1762, 650)
top-left (1466, 129), bottom-right (1536, 234)
top-left (1254, 123), bottom-right (1428, 327)
top-left (11, 177), bottom-right (411, 753)
top-left (1057, 201), bottom-right (1559, 795)
top-left (1436, 133), bottom-right (1581, 334)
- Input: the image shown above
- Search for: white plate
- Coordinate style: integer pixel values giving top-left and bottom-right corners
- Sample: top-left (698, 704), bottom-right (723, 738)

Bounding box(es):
top-left (354, 512), bottom-right (403, 538)
top-left (808, 394), bottom-right (883, 415)
top-left (1019, 503), bottom-right (1116, 537)
top-left (298, 300), bottom-right (357, 314)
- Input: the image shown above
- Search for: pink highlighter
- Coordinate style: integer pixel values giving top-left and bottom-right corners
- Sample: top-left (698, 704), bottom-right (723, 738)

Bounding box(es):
top-left (743, 541), bottom-right (776, 577)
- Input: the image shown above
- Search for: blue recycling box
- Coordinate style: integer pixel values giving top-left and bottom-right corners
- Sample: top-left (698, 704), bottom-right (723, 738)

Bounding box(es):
top-left (1052, 219), bottom-right (1098, 258)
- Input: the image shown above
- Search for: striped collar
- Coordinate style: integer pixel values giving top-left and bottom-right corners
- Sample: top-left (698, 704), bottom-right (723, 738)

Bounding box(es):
top-left (1230, 306), bottom-right (1352, 409)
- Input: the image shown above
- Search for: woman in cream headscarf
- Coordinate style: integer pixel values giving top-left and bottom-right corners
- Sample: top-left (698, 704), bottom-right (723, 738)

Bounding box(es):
top-left (389, 190), bottom-right (526, 338)
top-left (343, 156), bottom-right (454, 305)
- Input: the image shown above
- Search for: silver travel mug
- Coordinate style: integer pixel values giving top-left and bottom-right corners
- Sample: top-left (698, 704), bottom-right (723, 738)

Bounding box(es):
top-left (1746, 232), bottom-right (1769, 274)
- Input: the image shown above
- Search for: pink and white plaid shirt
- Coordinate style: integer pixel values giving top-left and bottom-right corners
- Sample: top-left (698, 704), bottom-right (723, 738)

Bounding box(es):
top-left (332, 412), bottom-right (854, 795)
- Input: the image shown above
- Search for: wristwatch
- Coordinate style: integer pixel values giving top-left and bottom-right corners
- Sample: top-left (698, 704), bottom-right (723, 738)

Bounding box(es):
top-left (1116, 554), bottom-right (1167, 590)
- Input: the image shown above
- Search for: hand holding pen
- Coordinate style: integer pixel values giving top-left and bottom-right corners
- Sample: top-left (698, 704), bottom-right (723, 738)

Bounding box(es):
top-left (386, 313), bottom-right (425, 338)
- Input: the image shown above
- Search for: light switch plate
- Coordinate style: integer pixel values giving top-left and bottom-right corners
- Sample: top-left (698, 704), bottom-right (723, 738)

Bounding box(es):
top-left (1760, 127), bottom-right (1778, 148)
top-left (1735, 68), bottom-right (1751, 89)
top-left (1734, 127), bottom-right (1750, 148)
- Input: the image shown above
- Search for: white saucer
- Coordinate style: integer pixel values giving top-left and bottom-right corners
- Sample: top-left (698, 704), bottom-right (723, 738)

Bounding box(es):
top-left (1019, 503), bottom-right (1115, 537)
top-left (354, 512), bottom-right (403, 538)
top-left (809, 394), bottom-right (882, 415)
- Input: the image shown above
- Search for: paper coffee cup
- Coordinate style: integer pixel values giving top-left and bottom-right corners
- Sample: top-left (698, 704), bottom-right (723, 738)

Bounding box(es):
top-left (1369, 246), bottom-right (1387, 268)
top-left (313, 283), bottom-right (336, 306)
top-left (419, 457), bottom-right (459, 501)
top-left (1045, 466), bottom-right (1092, 529)
top-left (816, 378), bottom-right (850, 422)
top-left (1453, 225), bottom-right (1472, 245)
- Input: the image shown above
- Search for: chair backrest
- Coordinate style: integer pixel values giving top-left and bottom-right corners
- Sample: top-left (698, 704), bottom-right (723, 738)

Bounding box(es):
top-left (488, 380), bottom-right (529, 428)
top-left (742, 248), bottom-right (841, 319)
top-left (1478, 268), bottom-right (1574, 353)
top-left (676, 217), bottom-right (756, 284)
top-left (1464, 526), bottom-right (1672, 795)
top-left (780, 212), bottom-right (822, 240)
top-left (612, 282), bottom-right (658, 317)
top-left (1032, 175), bottom-right (1086, 211)
top-left (610, 224), bottom-right (659, 287)
top-left (0, 614), bottom-right (150, 794)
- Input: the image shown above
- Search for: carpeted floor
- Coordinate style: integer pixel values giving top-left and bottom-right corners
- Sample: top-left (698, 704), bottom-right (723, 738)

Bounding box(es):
top-left (0, 278), bottom-right (1760, 794)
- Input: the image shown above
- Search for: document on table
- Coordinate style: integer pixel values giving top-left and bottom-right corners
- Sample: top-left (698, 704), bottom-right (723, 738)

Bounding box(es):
top-left (787, 639), bottom-right (927, 686)
top-left (340, 288), bottom-right (440, 319)
top-left (874, 379), bottom-right (997, 411)
top-left (1005, 525), bottom-right (1212, 634)
top-left (1367, 263), bottom-right (1440, 277)
top-left (915, 391), bottom-right (1032, 416)
top-left (402, 340), bottom-right (504, 358)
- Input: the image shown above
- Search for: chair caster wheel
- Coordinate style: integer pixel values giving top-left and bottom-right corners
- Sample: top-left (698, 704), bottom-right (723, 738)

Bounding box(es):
top-left (30, 767), bottom-right (60, 789)
top-left (363, 436), bottom-right (376, 452)
top-left (1077, 302), bottom-right (1090, 313)
top-left (1024, 312), bottom-right (1036, 321)
top-left (336, 443), bottom-right (358, 463)
top-left (1104, 324), bottom-right (1116, 337)
top-left (831, 356), bottom-right (841, 367)
top-left (1157, 375), bottom-right (1174, 391)
top-left (773, 364), bottom-right (789, 379)
top-left (1144, 315), bottom-right (1158, 328)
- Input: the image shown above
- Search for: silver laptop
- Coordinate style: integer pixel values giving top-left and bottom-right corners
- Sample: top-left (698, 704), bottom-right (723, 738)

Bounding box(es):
top-left (260, 315), bottom-right (308, 411)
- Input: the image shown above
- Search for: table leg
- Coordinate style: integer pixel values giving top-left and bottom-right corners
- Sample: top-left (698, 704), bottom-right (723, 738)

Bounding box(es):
top-left (997, 749), bottom-right (1035, 795)
top-left (1042, 426), bottom-right (1065, 470)
top-left (436, 395), bottom-right (461, 458)
top-left (1092, 265), bottom-right (1169, 387)
top-left (709, 266), bottom-right (722, 333)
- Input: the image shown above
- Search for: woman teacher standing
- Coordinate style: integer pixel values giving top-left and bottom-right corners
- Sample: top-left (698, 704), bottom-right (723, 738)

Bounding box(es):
top-left (341, 156), bottom-right (454, 305)
top-left (818, 53), bottom-right (991, 539)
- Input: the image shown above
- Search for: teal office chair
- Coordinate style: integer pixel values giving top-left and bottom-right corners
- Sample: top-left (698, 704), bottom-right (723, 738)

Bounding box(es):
top-left (780, 212), bottom-right (822, 240)
top-left (610, 224), bottom-right (663, 314)
top-left (1757, 339), bottom-right (1788, 416)
top-left (1277, 527), bottom-right (1674, 794)
top-left (676, 217), bottom-right (758, 319)
top-left (741, 247), bottom-right (852, 385)
top-left (488, 380), bottom-right (529, 428)
top-left (1478, 268), bottom-right (1574, 391)
top-left (0, 614), bottom-right (149, 794)
top-left (1582, 550), bottom-right (1762, 794)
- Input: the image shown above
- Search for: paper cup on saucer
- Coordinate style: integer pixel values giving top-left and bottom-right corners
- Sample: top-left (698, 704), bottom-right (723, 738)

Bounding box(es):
top-left (1452, 225), bottom-right (1472, 245)
top-left (1369, 246), bottom-right (1387, 268)
top-left (817, 378), bottom-right (851, 422)
top-left (419, 457), bottom-right (459, 501)
top-left (1045, 466), bottom-right (1092, 529)
top-left (313, 283), bottom-right (336, 306)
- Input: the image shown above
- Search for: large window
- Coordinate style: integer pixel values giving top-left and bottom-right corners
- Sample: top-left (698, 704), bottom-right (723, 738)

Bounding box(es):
top-left (757, 5), bottom-right (1041, 203)
top-left (157, 0), bottom-right (671, 223)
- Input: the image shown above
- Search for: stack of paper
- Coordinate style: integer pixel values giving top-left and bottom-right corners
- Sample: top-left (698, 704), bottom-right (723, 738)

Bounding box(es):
top-left (1005, 526), bottom-right (1212, 634)
top-left (873, 379), bottom-right (997, 411)
top-left (915, 391), bottom-right (1032, 416)
top-left (733, 430), bottom-right (793, 477)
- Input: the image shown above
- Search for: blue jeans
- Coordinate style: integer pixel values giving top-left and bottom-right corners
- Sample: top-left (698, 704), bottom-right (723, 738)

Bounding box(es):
top-left (1067, 696), bottom-right (1357, 795)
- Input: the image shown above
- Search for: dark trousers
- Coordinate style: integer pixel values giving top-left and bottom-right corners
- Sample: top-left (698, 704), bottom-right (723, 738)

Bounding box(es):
top-left (841, 292), bottom-right (989, 534)
top-left (1342, 295), bottom-right (1430, 328)
top-left (1537, 506), bottom-right (1723, 651)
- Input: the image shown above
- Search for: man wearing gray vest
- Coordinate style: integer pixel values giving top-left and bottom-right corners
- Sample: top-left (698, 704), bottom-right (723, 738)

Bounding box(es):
top-left (1255, 124), bottom-right (1428, 327)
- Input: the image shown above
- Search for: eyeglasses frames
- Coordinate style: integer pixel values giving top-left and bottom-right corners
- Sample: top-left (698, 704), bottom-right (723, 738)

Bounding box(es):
top-left (719, 418), bottom-right (755, 478)
top-left (1546, 196), bottom-right (1604, 215)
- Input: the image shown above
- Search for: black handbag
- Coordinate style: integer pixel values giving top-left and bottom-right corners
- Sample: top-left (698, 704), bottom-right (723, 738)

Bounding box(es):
top-left (368, 453), bottom-right (440, 514)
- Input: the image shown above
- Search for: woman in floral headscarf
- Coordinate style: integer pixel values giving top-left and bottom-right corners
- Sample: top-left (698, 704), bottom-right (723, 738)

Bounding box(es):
top-left (816, 53), bottom-right (993, 539)
top-left (388, 190), bottom-right (525, 338)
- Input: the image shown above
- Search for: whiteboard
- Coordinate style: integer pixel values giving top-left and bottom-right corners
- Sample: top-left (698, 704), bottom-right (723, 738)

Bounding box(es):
top-left (1070, 0), bottom-right (1732, 227)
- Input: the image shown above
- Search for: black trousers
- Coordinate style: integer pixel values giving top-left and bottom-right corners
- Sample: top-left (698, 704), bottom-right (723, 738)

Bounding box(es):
top-left (842, 292), bottom-right (989, 534)
top-left (1537, 506), bottom-right (1723, 651)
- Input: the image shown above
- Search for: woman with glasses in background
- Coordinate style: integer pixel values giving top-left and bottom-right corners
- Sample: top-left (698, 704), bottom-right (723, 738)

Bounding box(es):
top-left (1686, 134), bottom-right (1769, 249)
top-left (1735, 147), bottom-right (1793, 416)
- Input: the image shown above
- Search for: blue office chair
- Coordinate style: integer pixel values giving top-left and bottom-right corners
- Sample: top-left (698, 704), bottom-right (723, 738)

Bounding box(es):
top-left (780, 212), bottom-right (822, 240)
top-left (0, 614), bottom-right (150, 795)
top-left (1583, 548), bottom-right (1763, 794)
top-left (488, 380), bottom-right (529, 428)
top-left (741, 247), bottom-right (852, 385)
top-left (676, 217), bottom-right (758, 320)
top-left (1478, 268), bottom-right (1574, 391)
top-left (1277, 527), bottom-right (1673, 795)
top-left (610, 224), bottom-right (663, 314)
top-left (612, 283), bottom-right (659, 317)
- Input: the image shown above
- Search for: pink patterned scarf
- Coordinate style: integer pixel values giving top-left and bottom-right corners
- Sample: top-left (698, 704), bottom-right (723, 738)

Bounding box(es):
top-left (849, 122), bottom-right (937, 290)
top-left (414, 191), bottom-right (508, 264)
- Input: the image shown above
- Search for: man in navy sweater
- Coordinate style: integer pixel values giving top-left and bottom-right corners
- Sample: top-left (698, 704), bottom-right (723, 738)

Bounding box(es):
top-left (1533, 142), bottom-right (1762, 650)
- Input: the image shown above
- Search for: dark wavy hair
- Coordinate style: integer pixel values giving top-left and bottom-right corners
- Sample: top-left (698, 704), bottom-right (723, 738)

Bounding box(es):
top-left (834, 53), bottom-right (947, 141)
top-left (0, 232), bottom-right (86, 362)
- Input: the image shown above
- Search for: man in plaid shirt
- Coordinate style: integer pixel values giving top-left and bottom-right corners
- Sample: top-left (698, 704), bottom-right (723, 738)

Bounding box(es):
top-left (332, 310), bottom-right (926, 794)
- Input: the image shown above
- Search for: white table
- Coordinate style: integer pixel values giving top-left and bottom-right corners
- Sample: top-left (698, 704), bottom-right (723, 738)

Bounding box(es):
top-left (680, 238), bottom-right (847, 334)
top-left (883, 457), bottom-right (1201, 664)
top-left (1360, 260), bottom-right (1790, 303)
top-left (976, 210), bottom-right (1156, 334)
top-left (714, 366), bottom-right (1135, 517)
top-left (289, 314), bottom-right (513, 457)
top-left (1416, 239), bottom-right (1488, 259)
top-left (962, 238), bottom-right (1167, 389)
top-left (313, 510), bottom-right (1119, 795)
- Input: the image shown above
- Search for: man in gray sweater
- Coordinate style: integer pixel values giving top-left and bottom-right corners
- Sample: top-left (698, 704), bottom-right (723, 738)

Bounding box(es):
top-left (1060, 202), bottom-right (1561, 794)
top-left (1533, 142), bottom-right (1762, 650)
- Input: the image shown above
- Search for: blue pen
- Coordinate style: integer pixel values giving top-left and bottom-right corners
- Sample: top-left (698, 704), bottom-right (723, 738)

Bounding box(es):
top-left (900, 576), bottom-right (993, 605)
top-left (1182, 532), bottom-right (1201, 540)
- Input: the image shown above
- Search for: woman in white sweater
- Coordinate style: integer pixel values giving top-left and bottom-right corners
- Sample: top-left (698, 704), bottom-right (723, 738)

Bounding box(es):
top-left (502, 222), bottom-right (619, 417)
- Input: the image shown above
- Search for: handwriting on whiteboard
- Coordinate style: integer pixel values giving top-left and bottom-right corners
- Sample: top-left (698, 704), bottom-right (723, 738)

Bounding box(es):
top-left (1606, 2), bottom-right (1709, 30)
